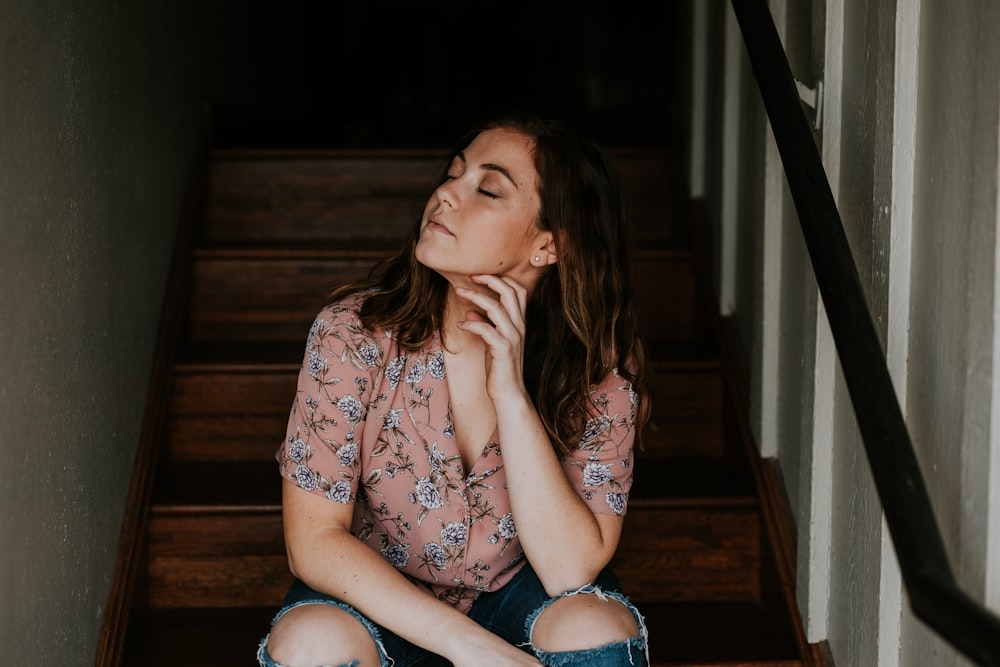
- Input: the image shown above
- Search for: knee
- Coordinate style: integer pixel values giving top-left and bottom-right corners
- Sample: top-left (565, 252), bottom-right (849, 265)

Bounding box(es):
top-left (264, 603), bottom-right (380, 667)
top-left (530, 591), bottom-right (641, 653)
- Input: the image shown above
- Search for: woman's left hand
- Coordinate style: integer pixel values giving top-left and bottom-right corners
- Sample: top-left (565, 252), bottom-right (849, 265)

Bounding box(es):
top-left (455, 274), bottom-right (530, 402)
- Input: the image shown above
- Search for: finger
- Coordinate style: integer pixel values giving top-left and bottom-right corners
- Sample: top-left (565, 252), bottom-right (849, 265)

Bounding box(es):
top-left (469, 275), bottom-right (527, 329)
top-left (455, 286), bottom-right (516, 333)
top-left (471, 274), bottom-right (528, 313)
top-left (456, 317), bottom-right (511, 355)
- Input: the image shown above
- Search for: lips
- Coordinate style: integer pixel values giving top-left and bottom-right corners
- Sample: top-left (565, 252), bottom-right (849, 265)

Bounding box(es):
top-left (426, 215), bottom-right (454, 236)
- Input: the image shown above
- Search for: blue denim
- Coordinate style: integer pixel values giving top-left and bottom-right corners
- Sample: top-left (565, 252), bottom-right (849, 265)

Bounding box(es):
top-left (257, 564), bottom-right (648, 667)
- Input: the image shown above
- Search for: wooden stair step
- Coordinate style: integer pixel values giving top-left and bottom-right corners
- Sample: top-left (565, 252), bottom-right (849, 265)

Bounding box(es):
top-left (203, 149), bottom-right (684, 247)
top-left (167, 346), bottom-right (727, 464)
top-left (167, 358), bottom-right (299, 463)
top-left (145, 508), bottom-right (291, 609)
top-left (174, 337), bottom-right (718, 369)
top-left (146, 458), bottom-right (762, 609)
top-left (122, 606), bottom-right (276, 667)
top-left (612, 497), bottom-right (761, 604)
top-left (145, 501), bottom-right (762, 609)
top-left (185, 246), bottom-right (388, 343)
top-left (122, 604), bottom-right (802, 667)
top-left (184, 244), bottom-right (702, 343)
top-left (204, 150), bottom-right (444, 245)
top-left (152, 457), bottom-right (754, 509)
top-left (631, 456), bottom-right (754, 498)
top-left (607, 148), bottom-right (688, 246)
top-left (644, 357), bottom-right (725, 459)
top-left (641, 600), bottom-right (803, 665)
top-left (152, 460), bottom-right (281, 507)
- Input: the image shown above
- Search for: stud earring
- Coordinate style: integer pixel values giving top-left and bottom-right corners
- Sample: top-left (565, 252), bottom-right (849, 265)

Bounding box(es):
top-left (533, 256), bottom-right (541, 263)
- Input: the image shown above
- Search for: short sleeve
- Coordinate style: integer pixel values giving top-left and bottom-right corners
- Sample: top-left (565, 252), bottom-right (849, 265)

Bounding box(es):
top-left (276, 299), bottom-right (384, 504)
top-left (561, 369), bottom-right (639, 517)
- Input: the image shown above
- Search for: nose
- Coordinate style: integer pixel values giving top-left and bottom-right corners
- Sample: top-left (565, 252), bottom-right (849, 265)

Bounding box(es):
top-left (437, 180), bottom-right (456, 209)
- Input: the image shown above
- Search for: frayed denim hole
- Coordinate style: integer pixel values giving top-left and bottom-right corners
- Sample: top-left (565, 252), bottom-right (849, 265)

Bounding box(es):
top-left (523, 582), bottom-right (606, 650)
top-left (260, 598), bottom-right (395, 667)
top-left (256, 634), bottom-right (271, 667)
top-left (524, 585), bottom-right (649, 666)
top-left (533, 636), bottom-right (647, 667)
top-left (538, 637), bottom-right (649, 667)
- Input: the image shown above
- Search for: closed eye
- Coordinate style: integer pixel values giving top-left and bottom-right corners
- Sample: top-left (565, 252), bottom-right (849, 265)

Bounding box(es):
top-left (478, 188), bottom-right (500, 199)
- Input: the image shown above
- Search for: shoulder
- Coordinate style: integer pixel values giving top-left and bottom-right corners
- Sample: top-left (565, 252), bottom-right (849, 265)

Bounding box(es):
top-left (304, 290), bottom-right (395, 360)
top-left (311, 291), bottom-right (383, 337)
top-left (587, 367), bottom-right (639, 430)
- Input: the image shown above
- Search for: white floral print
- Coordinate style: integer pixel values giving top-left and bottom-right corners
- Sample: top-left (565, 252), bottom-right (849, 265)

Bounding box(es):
top-left (276, 295), bottom-right (637, 613)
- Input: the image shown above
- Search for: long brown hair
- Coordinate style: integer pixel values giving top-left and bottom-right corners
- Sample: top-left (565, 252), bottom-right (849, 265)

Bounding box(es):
top-left (331, 114), bottom-right (650, 455)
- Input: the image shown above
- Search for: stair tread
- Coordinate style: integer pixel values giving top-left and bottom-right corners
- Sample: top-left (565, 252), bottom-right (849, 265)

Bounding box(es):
top-left (151, 455), bottom-right (756, 510)
top-left (194, 236), bottom-right (693, 252)
top-left (174, 337), bottom-right (721, 368)
top-left (194, 241), bottom-right (398, 258)
top-left (203, 147), bottom-right (687, 248)
top-left (122, 601), bottom-right (802, 667)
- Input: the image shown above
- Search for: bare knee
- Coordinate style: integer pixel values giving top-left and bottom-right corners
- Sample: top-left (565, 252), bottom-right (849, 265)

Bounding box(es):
top-left (266, 603), bottom-right (380, 666)
top-left (530, 592), bottom-right (640, 653)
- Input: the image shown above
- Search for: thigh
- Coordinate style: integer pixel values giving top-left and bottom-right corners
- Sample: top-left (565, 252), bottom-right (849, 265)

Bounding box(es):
top-left (260, 579), bottom-right (451, 667)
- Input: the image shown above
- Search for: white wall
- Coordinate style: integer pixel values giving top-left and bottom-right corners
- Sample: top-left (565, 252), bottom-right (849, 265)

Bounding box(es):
top-left (687, 0), bottom-right (1000, 664)
top-left (0, 1), bottom-right (209, 663)
top-left (902, 1), bottom-right (1000, 663)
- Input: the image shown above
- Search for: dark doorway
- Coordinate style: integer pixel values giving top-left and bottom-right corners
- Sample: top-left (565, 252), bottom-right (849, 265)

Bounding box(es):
top-left (210, 1), bottom-right (679, 148)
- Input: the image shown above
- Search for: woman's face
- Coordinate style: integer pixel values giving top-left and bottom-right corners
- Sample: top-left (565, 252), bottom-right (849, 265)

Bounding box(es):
top-left (415, 127), bottom-right (552, 290)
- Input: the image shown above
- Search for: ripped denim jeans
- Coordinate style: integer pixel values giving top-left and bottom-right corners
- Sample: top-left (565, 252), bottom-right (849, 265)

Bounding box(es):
top-left (257, 564), bottom-right (648, 667)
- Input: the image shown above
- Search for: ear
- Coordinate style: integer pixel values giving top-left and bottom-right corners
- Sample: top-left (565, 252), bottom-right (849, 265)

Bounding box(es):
top-left (530, 232), bottom-right (559, 267)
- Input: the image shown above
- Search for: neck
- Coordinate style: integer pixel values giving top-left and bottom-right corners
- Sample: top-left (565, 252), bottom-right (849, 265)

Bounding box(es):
top-left (441, 283), bottom-right (489, 352)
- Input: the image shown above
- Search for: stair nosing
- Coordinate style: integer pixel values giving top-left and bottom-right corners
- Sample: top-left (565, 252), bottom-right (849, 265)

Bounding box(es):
top-left (151, 503), bottom-right (282, 516)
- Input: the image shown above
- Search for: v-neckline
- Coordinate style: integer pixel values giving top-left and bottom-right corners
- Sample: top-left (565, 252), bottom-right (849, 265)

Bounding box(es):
top-left (436, 338), bottom-right (499, 475)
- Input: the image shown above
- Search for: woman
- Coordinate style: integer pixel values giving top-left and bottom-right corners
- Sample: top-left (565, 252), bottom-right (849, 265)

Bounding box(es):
top-left (257, 114), bottom-right (651, 666)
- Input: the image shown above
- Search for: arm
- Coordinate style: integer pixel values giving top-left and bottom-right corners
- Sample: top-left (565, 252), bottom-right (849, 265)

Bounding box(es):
top-left (282, 479), bottom-right (542, 666)
top-left (455, 277), bottom-right (632, 595)
top-left (279, 305), bottom-right (540, 665)
top-left (494, 395), bottom-right (625, 594)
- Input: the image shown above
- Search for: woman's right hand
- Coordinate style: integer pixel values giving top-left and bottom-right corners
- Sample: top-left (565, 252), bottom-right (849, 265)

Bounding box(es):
top-left (447, 631), bottom-right (543, 666)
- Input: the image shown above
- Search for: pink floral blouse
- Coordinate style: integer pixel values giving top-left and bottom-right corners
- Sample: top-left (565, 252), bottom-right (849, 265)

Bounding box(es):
top-left (276, 293), bottom-right (638, 612)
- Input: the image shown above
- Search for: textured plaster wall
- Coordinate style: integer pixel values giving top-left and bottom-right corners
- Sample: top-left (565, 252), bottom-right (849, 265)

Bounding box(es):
top-left (0, 0), bottom-right (208, 663)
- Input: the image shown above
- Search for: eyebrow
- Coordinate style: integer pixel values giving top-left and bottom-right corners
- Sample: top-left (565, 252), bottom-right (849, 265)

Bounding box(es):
top-left (456, 151), bottom-right (520, 190)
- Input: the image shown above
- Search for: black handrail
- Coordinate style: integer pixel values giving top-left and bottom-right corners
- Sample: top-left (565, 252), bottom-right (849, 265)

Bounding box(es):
top-left (729, 1), bottom-right (1000, 664)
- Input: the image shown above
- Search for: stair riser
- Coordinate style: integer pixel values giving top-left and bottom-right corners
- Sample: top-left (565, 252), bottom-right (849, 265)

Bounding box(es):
top-left (186, 255), bottom-right (382, 342)
top-left (644, 364), bottom-right (725, 458)
top-left (186, 253), bottom-right (700, 344)
top-left (205, 153), bottom-right (682, 247)
top-left (168, 363), bottom-right (724, 463)
top-left (612, 506), bottom-right (761, 604)
top-left (145, 506), bottom-right (760, 609)
top-left (168, 415), bottom-right (288, 462)
top-left (168, 370), bottom-right (296, 462)
top-left (205, 155), bottom-right (443, 246)
top-left (641, 419), bottom-right (725, 459)
top-left (147, 512), bottom-right (290, 608)
top-left (148, 556), bottom-right (294, 609)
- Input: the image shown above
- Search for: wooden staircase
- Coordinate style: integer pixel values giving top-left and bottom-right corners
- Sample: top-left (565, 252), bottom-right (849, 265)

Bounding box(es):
top-left (117, 142), bottom-right (820, 666)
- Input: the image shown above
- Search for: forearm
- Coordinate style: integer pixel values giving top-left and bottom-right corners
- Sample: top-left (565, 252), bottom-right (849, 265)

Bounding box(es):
top-left (287, 526), bottom-right (482, 661)
top-left (494, 393), bottom-right (620, 594)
